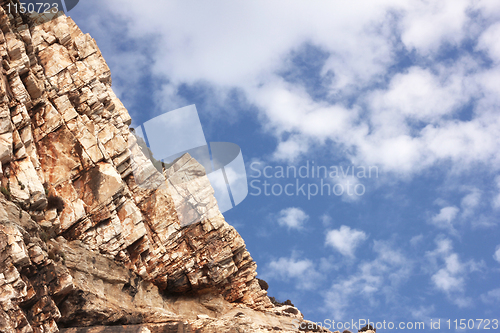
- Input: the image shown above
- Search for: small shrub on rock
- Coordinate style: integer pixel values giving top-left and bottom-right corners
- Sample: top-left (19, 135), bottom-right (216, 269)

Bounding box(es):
top-left (283, 307), bottom-right (298, 315)
top-left (47, 195), bottom-right (65, 213)
top-left (1, 186), bottom-right (11, 200)
top-left (257, 278), bottom-right (269, 290)
top-left (269, 296), bottom-right (295, 307)
top-left (359, 324), bottom-right (375, 332)
top-left (39, 231), bottom-right (50, 242)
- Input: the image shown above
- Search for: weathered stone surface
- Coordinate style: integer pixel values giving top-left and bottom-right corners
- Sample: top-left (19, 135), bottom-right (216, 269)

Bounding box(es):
top-left (0, 196), bottom-right (71, 333)
top-left (165, 154), bottom-right (220, 227)
top-left (0, 4), bottom-right (329, 333)
top-left (0, 197), bottom-right (309, 332)
top-left (0, 131), bottom-right (12, 164)
top-left (51, 238), bottom-right (178, 327)
top-left (38, 43), bottom-right (73, 78)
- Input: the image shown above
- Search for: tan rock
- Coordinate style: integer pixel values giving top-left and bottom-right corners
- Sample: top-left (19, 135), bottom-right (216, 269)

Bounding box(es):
top-left (0, 107), bottom-right (12, 134)
top-left (33, 102), bottom-right (63, 140)
top-left (69, 60), bottom-right (96, 88)
top-left (52, 17), bottom-right (71, 46)
top-left (38, 43), bottom-right (73, 78)
top-left (165, 153), bottom-right (220, 227)
top-left (22, 71), bottom-right (44, 100)
top-left (8, 69), bottom-right (31, 105)
top-left (74, 33), bottom-right (98, 59)
top-left (82, 53), bottom-right (111, 84)
top-left (48, 68), bottom-right (75, 95)
top-left (10, 104), bottom-right (30, 129)
top-left (0, 131), bottom-right (13, 164)
top-left (5, 32), bottom-right (30, 74)
top-left (12, 128), bottom-right (22, 150)
top-left (53, 94), bottom-right (78, 122)
top-left (10, 158), bottom-right (46, 210)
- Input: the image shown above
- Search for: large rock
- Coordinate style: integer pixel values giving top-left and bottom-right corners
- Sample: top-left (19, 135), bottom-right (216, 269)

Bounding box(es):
top-left (0, 4), bottom-right (328, 333)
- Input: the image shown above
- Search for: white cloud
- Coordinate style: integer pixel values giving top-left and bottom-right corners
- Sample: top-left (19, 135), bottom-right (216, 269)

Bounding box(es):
top-left (481, 288), bottom-right (500, 303)
top-left (477, 22), bottom-right (500, 63)
top-left (98, 0), bottom-right (400, 89)
top-left (369, 67), bottom-right (467, 122)
top-left (433, 206), bottom-right (460, 223)
top-left (320, 214), bottom-right (332, 227)
top-left (409, 305), bottom-right (436, 324)
top-left (398, 0), bottom-right (472, 55)
top-left (325, 225), bottom-right (368, 257)
top-left (419, 116), bottom-right (500, 170)
top-left (410, 234), bottom-right (424, 247)
top-left (471, 215), bottom-right (498, 229)
top-left (431, 254), bottom-right (465, 293)
top-left (324, 241), bottom-right (413, 319)
top-left (460, 189), bottom-right (481, 218)
top-left (429, 190), bottom-right (488, 232)
top-left (494, 245), bottom-right (500, 263)
top-left (425, 237), bottom-right (484, 306)
top-left (272, 134), bottom-right (311, 162)
top-left (430, 206), bottom-right (460, 233)
top-left (263, 255), bottom-right (324, 290)
top-left (276, 207), bottom-right (309, 230)
top-left (475, 0), bottom-right (500, 19)
top-left (73, 0), bottom-right (500, 179)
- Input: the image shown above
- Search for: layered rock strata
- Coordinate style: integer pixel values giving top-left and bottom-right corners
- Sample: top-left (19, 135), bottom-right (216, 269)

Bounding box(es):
top-left (0, 196), bottom-right (309, 332)
top-left (0, 1), bottom-right (336, 332)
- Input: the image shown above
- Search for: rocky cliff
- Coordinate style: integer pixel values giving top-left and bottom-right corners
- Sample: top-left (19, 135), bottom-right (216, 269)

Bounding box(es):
top-left (0, 2), bottom-right (344, 332)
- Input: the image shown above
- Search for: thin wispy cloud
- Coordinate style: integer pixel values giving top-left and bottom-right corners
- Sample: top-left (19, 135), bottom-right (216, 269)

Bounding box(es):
top-left (481, 288), bottom-right (500, 304)
top-left (324, 241), bottom-right (413, 319)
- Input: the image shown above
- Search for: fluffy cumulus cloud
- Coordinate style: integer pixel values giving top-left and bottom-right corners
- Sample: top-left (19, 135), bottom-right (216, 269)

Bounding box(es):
top-left (276, 207), bottom-right (309, 230)
top-left (429, 188), bottom-right (489, 233)
top-left (431, 255), bottom-right (465, 293)
top-left (425, 237), bottom-right (484, 306)
top-left (426, 238), bottom-right (464, 293)
top-left (262, 255), bottom-right (324, 290)
top-left (430, 206), bottom-right (460, 233)
top-left (325, 226), bottom-right (367, 257)
top-left (76, 0), bottom-right (500, 177)
top-left (477, 22), bottom-right (500, 63)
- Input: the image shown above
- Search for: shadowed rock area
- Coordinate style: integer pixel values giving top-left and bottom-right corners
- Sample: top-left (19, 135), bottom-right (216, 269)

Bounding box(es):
top-left (0, 1), bottom-right (349, 332)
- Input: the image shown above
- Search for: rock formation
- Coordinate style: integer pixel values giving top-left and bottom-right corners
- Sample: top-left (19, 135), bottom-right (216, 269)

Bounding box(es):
top-left (0, 1), bottom-right (343, 332)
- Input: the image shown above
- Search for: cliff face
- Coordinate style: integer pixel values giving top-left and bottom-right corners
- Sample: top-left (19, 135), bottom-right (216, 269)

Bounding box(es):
top-left (0, 2), bottom-right (336, 333)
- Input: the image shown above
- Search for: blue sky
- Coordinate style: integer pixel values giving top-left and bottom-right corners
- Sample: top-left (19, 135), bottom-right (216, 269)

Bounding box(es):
top-left (69, 1), bottom-right (500, 330)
